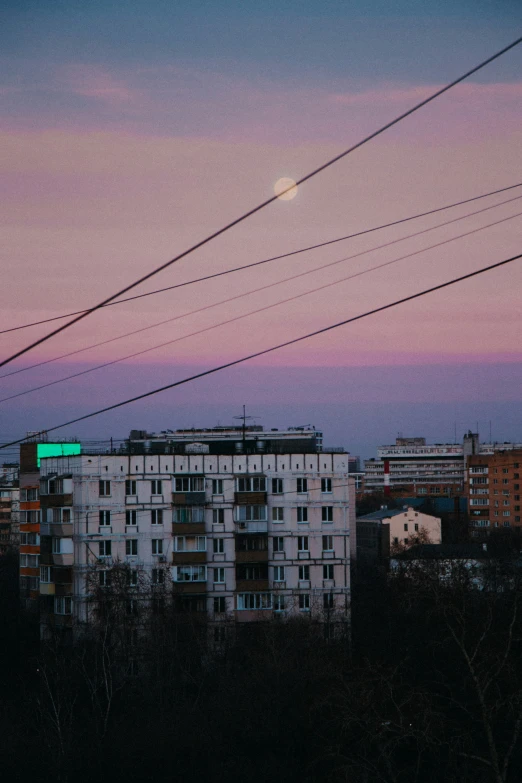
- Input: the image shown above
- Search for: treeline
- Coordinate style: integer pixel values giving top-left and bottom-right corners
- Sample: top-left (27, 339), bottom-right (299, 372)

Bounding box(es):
top-left (1, 551), bottom-right (522, 783)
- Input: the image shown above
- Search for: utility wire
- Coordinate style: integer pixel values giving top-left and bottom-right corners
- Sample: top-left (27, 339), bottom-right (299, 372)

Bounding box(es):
top-left (2, 206), bottom-right (521, 405)
top-left (1, 35), bottom-right (521, 369)
top-left (2, 181), bottom-right (522, 337)
top-left (2, 192), bottom-right (520, 383)
top-left (2, 249), bottom-right (521, 450)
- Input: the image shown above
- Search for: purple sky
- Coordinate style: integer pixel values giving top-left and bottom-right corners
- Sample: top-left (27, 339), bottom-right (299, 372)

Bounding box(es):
top-left (1, 1), bottom-right (521, 454)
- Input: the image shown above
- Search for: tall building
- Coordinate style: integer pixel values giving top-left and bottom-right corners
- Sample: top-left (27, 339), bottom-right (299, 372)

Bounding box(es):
top-left (466, 449), bottom-right (522, 536)
top-left (35, 425), bottom-right (355, 639)
top-left (363, 434), bottom-right (522, 498)
top-left (19, 439), bottom-right (81, 608)
top-left (0, 464), bottom-right (19, 554)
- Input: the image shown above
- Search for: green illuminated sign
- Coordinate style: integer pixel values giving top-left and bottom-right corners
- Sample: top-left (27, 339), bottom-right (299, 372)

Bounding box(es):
top-left (36, 443), bottom-right (81, 467)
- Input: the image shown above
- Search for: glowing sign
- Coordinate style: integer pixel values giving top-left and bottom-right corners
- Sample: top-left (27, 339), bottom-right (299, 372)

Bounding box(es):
top-left (36, 443), bottom-right (81, 467)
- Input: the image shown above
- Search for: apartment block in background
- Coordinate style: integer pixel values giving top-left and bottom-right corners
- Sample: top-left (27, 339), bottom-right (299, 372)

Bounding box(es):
top-left (36, 425), bottom-right (355, 639)
top-left (19, 439), bottom-right (81, 609)
top-left (0, 464), bottom-right (19, 553)
top-left (466, 449), bottom-right (522, 536)
top-left (363, 433), bottom-right (522, 499)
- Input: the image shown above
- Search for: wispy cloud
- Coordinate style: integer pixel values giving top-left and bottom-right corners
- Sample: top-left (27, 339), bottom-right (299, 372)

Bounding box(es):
top-left (57, 64), bottom-right (139, 104)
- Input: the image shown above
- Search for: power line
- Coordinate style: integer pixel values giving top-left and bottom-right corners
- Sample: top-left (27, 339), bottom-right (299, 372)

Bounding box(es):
top-left (2, 192), bottom-right (520, 383)
top-left (2, 206), bottom-right (521, 406)
top-left (2, 249), bottom-right (520, 450)
top-left (1, 36), bottom-right (521, 369)
top-left (2, 181), bottom-right (522, 337)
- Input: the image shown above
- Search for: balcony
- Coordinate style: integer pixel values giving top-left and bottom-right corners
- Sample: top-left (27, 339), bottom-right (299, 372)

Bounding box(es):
top-left (236, 578), bottom-right (269, 592)
top-left (172, 523), bottom-right (206, 535)
top-left (172, 492), bottom-right (206, 506)
top-left (235, 520), bottom-right (268, 534)
top-left (172, 582), bottom-right (207, 594)
top-left (234, 492), bottom-right (267, 505)
top-left (235, 549), bottom-right (269, 563)
top-left (172, 551), bottom-right (207, 564)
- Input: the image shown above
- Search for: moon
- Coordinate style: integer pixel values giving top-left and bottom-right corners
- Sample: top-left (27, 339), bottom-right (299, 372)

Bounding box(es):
top-left (274, 177), bottom-right (298, 201)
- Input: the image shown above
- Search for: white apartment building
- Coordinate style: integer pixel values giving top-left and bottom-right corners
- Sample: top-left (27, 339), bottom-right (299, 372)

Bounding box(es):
top-left (364, 434), bottom-right (522, 497)
top-left (37, 435), bottom-right (355, 638)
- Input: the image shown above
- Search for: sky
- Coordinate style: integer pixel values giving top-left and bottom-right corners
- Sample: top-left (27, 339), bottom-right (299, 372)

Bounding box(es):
top-left (1, 0), bottom-right (521, 456)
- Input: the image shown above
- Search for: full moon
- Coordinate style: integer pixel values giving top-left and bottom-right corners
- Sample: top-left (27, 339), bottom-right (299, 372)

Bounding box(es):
top-left (274, 177), bottom-right (298, 201)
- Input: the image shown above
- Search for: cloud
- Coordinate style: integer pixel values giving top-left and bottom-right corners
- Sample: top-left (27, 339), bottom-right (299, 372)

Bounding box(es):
top-left (57, 64), bottom-right (138, 104)
top-left (329, 81), bottom-right (522, 108)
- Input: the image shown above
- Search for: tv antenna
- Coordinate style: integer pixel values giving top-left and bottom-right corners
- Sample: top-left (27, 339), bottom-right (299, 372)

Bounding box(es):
top-left (233, 405), bottom-right (260, 449)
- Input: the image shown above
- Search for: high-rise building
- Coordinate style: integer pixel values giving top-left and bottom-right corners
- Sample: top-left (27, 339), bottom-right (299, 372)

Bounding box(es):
top-left (466, 449), bottom-right (522, 536)
top-left (34, 426), bottom-right (355, 640)
top-left (0, 464), bottom-right (19, 554)
top-left (363, 434), bottom-right (522, 498)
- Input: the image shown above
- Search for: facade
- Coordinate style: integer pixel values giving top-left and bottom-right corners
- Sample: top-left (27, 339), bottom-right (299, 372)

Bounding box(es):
top-left (363, 434), bottom-right (522, 497)
top-left (35, 427), bottom-right (355, 639)
top-left (357, 506), bottom-right (441, 551)
top-left (0, 467), bottom-right (20, 554)
top-left (19, 440), bottom-right (82, 608)
top-left (466, 450), bottom-right (522, 536)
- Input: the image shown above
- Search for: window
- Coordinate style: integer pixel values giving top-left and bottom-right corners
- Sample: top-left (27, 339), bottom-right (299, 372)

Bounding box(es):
top-left (237, 593), bottom-right (272, 610)
top-left (126, 539), bottom-right (138, 556)
top-left (174, 506), bottom-right (205, 523)
top-left (213, 508), bottom-right (225, 524)
top-left (322, 535), bottom-right (333, 552)
top-left (125, 480), bottom-right (137, 495)
top-left (503, 511), bottom-right (511, 517)
top-left (236, 476), bottom-right (266, 492)
top-left (414, 523), bottom-right (419, 532)
top-left (503, 479), bottom-right (509, 485)
top-left (99, 480), bottom-right (111, 497)
top-left (21, 532), bottom-right (39, 546)
top-left (273, 565), bottom-right (285, 582)
top-left (272, 507), bottom-right (284, 522)
top-left (323, 593), bottom-right (334, 610)
top-left (151, 509), bottom-right (163, 525)
top-left (404, 523), bottom-right (408, 532)
top-left (54, 597), bottom-right (72, 615)
top-left (99, 570), bottom-right (111, 587)
top-left (298, 536), bottom-right (309, 552)
top-left (297, 507), bottom-right (308, 523)
top-left (126, 509), bottom-right (137, 526)
top-left (214, 596), bottom-right (226, 613)
top-left (213, 538), bottom-right (224, 554)
top-left (323, 564), bottom-right (334, 580)
top-left (99, 540), bottom-right (111, 558)
top-left (274, 595), bottom-right (285, 612)
top-left (40, 566), bottom-right (51, 583)
top-left (273, 536), bottom-right (284, 553)
top-left (152, 568), bottom-right (164, 585)
top-left (272, 478), bottom-right (283, 494)
top-left (127, 569), bottom-right (138, 587)
top-left (175, 477), bottom-right (204, 492)
top-left (393, 537), bottom-right (399, 545)
top-left (236, 505), bottom-right (267, 522)
top-left (152, 539), bottom-right (163, 555)
top-left (175, 536), bottom-right (207, 552)
top-left (173, 565), bottom-right (207, 582)
top-left (236, 536), bottom-right (267, 552)
top-left (151, 479), bottom-right (162, 495)
top-left (297, 478), bottom-right (308, 493)
top-left (322, 507), bottom-right (333, 522)
top-left (503, 500), bottom-right (510, 507)
top-left (212, 479), bottom-right (223, 495)
top-left (299, 564), bottom-right (310, 581)
top-left (214, 567), bottom-right (225, 584)
top-left (299, 594), bottom-right (310, 611)
top-left (52, 537), bottom-right (62, 554)
top-left (99, 510), bottom-right (111, 527)
top-left (503, 468), bottom-right (509, 474)
top-left (20, 554), bottom-right (39, 567)
top-left (321, 478), bottom-right (332, 493)
top-left (236, 564), bottom-right (267, 580)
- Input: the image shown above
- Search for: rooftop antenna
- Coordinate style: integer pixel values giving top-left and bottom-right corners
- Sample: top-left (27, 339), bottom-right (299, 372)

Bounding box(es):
top-left (233, 405), bottom-right (260, 450)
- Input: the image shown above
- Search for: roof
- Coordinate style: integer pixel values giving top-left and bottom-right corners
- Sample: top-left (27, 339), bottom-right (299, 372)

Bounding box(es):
top-left (357, 507), bottom-right (408, 521)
